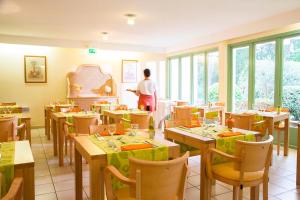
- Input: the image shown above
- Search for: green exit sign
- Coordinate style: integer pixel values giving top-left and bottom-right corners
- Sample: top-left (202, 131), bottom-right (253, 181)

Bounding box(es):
top-left (88, 48), bottom-right (97, 54)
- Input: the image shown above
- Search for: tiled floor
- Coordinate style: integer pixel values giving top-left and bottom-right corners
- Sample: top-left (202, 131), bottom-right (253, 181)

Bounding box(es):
top-left (32, 128), bottom-right (300, 200)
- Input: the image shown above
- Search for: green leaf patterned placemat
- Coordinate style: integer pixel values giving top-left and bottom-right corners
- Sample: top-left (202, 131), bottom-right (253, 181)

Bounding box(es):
top-left (0, 142), bottom-right (15, 197)
top-left (89, 134), bottom-right (168, 189)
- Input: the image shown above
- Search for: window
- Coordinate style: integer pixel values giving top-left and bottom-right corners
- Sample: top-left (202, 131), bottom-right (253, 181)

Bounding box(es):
top-left (228, 31), bottom-right (300, 123)
top-left (232, 46), bottom-right (249, 111)
top-left (207, 51), bottom-right (219, 102)
top-left (167, 50), bottom-right (220, 104)
top-left (282, 36), bottom-right (300, 121)
top-left (180, 56), bottom-right (191, 102)
top-left (170, 58), bottom-right (179, 100)
top-left (158, 61), bottom-right (166, 98)
top-left (193, 54), bottom-right (205, 104)
top-left (254, 41), bottom-right (276, 109)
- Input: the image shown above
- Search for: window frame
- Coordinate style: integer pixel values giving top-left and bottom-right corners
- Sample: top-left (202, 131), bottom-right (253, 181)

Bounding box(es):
top-left (167, 48), bottom-right (219, 104)
top-left (227, 30), bottom-right (300, 124)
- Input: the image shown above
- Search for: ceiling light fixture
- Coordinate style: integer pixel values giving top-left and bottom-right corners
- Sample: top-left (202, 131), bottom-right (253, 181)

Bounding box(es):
top-left (125, 14), bottom-right (136, 25)
top-left (102, 32), bottom-right (108, 41)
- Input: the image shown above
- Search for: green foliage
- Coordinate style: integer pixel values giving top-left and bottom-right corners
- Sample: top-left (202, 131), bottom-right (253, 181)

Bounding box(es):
top-left (208, 83), bottom-right (219, 102)
top-left (282, 86), bottom-right (300, 121)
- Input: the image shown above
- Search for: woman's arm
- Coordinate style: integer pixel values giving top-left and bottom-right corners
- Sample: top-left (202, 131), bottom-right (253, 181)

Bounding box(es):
top-left (126, 89), bottom-right (140, 96)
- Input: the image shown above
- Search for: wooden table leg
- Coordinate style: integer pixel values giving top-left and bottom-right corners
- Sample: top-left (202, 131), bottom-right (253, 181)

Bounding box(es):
top-left (267, 118), bottom-right (274, 135)
top-left (24, 166), bottom-right (34, 200)
top-left (15, 165), bottom-right (35, 200)
top-left (200, 143), bottom-right (214, 200)
top-left (250, 185), bottom-right (259, 200)
top-left (297, 124), bottom-right (300, 185)
top-left (57, 118), bottom-right (65, 166)
top-left (52, 118), bottom-right (57, 156)
top-left (90, 159), bottom-right (103, 200)
top-left (25, 119), bottom-right (31, 145)
top-left (75, 148), bottom-right (83, 200)
top-left (44, 109), bottom-right (47, 136)
top-left (283, 118), bottom-right (289, 156)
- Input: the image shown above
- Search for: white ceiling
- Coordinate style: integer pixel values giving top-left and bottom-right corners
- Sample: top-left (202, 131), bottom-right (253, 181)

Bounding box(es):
top-left (1, 0), bottom-right (300, 52)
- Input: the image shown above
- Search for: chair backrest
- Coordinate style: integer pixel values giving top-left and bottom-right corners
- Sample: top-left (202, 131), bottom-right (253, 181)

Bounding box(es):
top-left (226, 113), bottom-right (254, 130)
top-left (89, 124), bottom-right (107, 134)
top-left (128, 152), bottom-right (189, 200)
top-left (0, 117), bottom-right (17, 142)
top-left (130, 113), bottom-right (150, 129)
top-left (174, 107), bottom-right (194, 120)
top-left (0, 102), bottom-right (16, 106)
top-left (73, 115), bottom-right (100, 134)
top-left (89, 123), bottom-right (124, 134)
top-left (266, 107), bottom-right (289, 112)
top-left (215, 102), bottom-right (225, 106)
top-left (55, 105), bottom-right (77, 112)
top-left (176, 101), bottom-right (188, 106)
top-left (164, 119), bottom-right (176, 128)
top-left (234, 135), bottom-right (273, 173)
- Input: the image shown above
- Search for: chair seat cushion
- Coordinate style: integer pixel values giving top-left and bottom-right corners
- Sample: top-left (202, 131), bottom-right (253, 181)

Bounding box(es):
top-left (115, 187), bottom-right (135, 200)
top-left (212, 162), bottom-right (264, 182)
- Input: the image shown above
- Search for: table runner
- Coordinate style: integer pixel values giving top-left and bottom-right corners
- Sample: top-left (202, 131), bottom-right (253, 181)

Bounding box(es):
top-left (89, 134), bottom-right (168, 189)
top-left (0, 142), bottom-right (15, 197)
top-left (175, 126), bottom-right (255, 163)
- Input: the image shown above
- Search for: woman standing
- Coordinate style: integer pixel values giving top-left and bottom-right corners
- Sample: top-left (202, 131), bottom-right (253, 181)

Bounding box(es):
top-left (128, 68), bottom-right (157, 111)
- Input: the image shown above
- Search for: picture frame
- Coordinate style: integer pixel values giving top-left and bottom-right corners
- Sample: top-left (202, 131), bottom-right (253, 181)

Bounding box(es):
top-left (24, 55), bottom-right (47, 83)
top-left (122, 60), bottom-right (138, 83)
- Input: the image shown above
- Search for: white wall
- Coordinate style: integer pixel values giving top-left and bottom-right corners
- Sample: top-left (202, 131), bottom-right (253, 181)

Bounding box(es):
top-left (0, 43), bottom-right (165, 126)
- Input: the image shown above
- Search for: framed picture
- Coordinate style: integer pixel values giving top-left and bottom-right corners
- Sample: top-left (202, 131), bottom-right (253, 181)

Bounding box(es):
top-left (24, 56), bottom-right (47, 83)
top-left (122, 60), bottom-right (138, 83)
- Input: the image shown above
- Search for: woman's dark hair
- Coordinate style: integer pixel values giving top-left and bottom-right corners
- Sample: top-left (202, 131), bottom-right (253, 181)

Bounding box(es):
top-left (144, 68), bottom-right (151, 77)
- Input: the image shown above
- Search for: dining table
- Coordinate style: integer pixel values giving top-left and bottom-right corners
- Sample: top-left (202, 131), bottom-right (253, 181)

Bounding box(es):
top-left (226, 110), bottom-right (290, 156)
top-left (44, 104), bottom-right (75, 140)
top-left (0, 113), bottom-right (32, 144)
top-left (74, 130), bottom-right (180, 200)
top-left (0, 140), bottom-right (35, 199)
top-left (51, 111), bottom-right (99, 166)
top-left (0, 105), bottom-right (29, 113)
top-left (103, 109), bottom-right (148, 124)
top-left (164, 125), bottom-right (261, 200)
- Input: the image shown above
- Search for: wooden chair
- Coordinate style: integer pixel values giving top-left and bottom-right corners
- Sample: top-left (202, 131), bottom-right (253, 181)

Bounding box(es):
top-left (225, 113), bottom-right (267, 137)
top-left (206, 135), bottom-right (273, 200)
top-left (104, 152), bottom-right (190, 200)
top-left (89, 123), bottom-right (124, 135)
top-left (0, 102), bottom-right (16, 106)
top-left (176, 101), bottom-right (188, 106)
top-left (215, 102), bottom-right (225, 106)
top-left (0, 173), bottom-right (23, 200)
top-left (64, 115), bottom-right (101, 164)
top-left (164, 119), bottom-right (177, 129)
top-left (121, 113), bottom-right (150, 129)
top-left (0, 117), bottom-right (26, 142)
